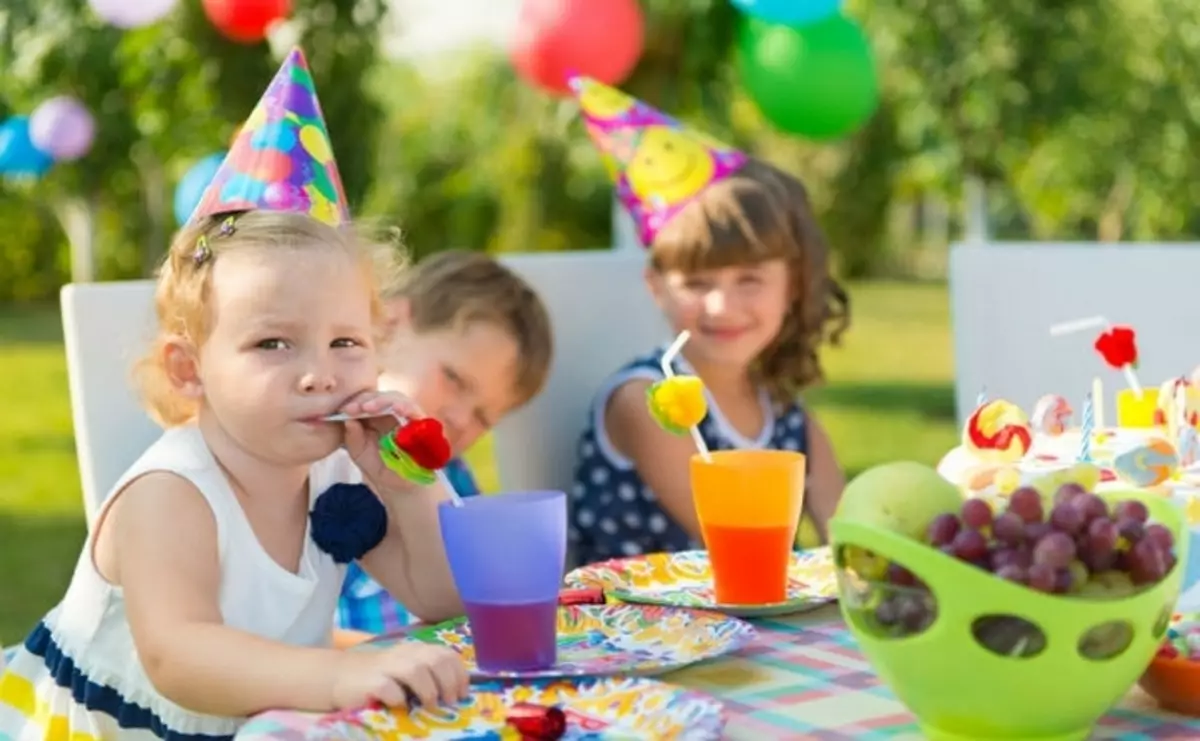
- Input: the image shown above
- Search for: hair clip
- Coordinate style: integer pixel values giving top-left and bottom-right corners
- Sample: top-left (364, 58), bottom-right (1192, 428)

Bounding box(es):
top-left (192, 236), bottom-right (212, 267)
top-left (218, 215), bottom-right (237, 238)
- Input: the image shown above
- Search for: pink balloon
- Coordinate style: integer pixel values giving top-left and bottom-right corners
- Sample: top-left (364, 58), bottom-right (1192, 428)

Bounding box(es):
top-left (87, 0), bottom-right (178, 29)
top-left (30, 97), bottom-right (95, 161)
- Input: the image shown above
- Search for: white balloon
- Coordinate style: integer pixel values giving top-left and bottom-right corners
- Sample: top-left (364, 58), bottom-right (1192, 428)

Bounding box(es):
top-left (87, 0), bottom-right (179, 29)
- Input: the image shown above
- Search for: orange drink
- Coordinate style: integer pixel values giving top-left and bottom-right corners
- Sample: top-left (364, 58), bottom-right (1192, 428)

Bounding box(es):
top-left (1116, 388), bottom-right (1159, 428)
top-left (690, 450), bottom-right (806, 604)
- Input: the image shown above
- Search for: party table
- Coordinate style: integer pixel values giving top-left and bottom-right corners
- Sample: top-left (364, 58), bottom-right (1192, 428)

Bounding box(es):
top-left (235, 605), bottom-right (1200, 740)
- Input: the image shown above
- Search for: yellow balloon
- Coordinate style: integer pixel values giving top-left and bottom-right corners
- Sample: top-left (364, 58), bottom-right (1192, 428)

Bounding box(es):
top-left (299, 125), bottom-right (333, 165)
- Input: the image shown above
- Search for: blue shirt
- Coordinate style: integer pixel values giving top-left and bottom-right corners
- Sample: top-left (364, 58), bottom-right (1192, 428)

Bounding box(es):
top-left (569, 346), bottom-right (809, 567)
top-left (335, 457), bottom-right (480, 634)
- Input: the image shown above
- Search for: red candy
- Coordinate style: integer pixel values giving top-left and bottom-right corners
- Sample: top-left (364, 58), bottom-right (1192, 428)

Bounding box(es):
top-left (506, 703), bottom-right (566, 739)
top-left (1094, 325), bottom-right (1139, 370)
top-left (391, 418), bottom-right (451, 470)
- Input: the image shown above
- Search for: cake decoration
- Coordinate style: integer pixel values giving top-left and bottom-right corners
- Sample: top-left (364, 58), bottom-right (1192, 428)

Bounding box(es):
top-left (379, 417), bottom-right (452, 485)
top-left (962, 400), bottom-right (1033, 463)
top-left (1112, 438), bottom-right (1179, 488)
top-left (647, 376), bottom-right (708, 435)
top-left (1031, 394), bottom-right (1072, 436)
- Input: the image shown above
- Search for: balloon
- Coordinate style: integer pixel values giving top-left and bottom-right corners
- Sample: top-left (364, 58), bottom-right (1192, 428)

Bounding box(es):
top-left (174, 153), bottom-right (226, 227)
top-left (0, 117), bottom-right (54, 179)
top-left (738, 15), bottom-right (879, 140)
top-left (87, 0), bottom-right (178, 28)
top-left (30, 96), bottom-right (96, 161)
top-left (731, 0), bottom-right (841, 26)
top-left (510, 0), bottom-right (644, 96)
top-left (202, 0), bottom-right (292, 44)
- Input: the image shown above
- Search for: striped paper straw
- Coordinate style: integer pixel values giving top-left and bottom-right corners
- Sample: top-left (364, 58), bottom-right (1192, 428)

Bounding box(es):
top-left (1078, 392), bottom-right (1094, 462)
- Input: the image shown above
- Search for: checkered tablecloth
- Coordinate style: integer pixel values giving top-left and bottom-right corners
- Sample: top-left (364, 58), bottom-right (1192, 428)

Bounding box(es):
top-left (236, 606), bottom-right (1200, 740)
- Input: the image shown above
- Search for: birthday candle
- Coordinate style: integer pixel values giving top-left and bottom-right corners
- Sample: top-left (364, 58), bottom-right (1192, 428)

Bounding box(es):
top-left (1078, 392), bottom-right (1094, 462)
top-left (1091, 377), bottom-right (1105, 429)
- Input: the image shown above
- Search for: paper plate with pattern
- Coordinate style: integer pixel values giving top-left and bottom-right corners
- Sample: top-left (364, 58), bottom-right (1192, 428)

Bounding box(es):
top-left (305, 676), bottom-right (726, 740)
top-left (364, 604), bottom-right (754, 681)
top-left (564, 547), bottom-right (837, 617)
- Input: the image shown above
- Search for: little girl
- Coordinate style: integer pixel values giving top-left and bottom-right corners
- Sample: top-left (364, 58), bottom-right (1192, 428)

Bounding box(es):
top-left (566, 77), bottom-right (851, 566)
top-left (0, 49), bottom-right (467, 740)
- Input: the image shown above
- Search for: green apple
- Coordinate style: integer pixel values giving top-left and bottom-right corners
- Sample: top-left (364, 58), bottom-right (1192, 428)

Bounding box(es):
top-left (837, 461), bottom-right (964, 541)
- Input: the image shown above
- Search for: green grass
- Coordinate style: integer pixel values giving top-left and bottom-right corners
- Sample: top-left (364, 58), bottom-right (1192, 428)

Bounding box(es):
top-left (0, 281), bottom-right (958, 645)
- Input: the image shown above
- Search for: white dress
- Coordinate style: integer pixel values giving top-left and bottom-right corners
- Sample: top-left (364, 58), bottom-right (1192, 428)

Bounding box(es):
top-left (0, 425), bottom-right (351, 740)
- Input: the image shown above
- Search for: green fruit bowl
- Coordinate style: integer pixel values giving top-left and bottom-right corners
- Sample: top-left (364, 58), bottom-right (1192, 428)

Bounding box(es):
top-left (830, 490), bottom-right (1186, 741)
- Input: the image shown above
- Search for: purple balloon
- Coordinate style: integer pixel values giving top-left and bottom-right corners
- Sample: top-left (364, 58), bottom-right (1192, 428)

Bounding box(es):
top-left (30, 97), bottom-right (95, 161)
top-left (86, 0), bottom-right (178, 29)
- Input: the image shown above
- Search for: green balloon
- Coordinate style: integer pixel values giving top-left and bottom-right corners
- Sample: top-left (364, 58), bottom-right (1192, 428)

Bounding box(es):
top-left (738, 15), bottom-right (880, 140)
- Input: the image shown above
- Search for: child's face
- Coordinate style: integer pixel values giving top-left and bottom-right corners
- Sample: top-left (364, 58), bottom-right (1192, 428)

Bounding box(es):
top-left (182, 246), bottom-right (379, 465)
top-left (379, 313), bottom-right (520, 455)
top-left (647, 258), bottom-right (791, 371)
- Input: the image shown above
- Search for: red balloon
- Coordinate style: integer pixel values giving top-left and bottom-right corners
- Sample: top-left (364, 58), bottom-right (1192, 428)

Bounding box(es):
top-left (202, 0), bottom-right (292, 44)
top-left (510, 0), bottom-right (644, 96)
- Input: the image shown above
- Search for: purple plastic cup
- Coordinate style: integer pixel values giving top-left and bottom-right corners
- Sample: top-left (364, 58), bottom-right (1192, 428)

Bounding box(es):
top-left (438, 490), bottom-right (567, 672)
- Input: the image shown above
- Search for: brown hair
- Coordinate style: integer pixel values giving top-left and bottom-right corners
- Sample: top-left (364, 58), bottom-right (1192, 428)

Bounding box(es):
top-left (133, 210), bottom-right (407, 427)
top-left (387, 249), bottom-right (553, 407)
top-left (649, 157), bottom-right (850, 403)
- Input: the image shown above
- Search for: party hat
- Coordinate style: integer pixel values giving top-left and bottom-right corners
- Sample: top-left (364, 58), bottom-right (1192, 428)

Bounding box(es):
top-left (188, 47), bottom-right (350, 227)
top-left (567, 75), bottom-right (748, 247)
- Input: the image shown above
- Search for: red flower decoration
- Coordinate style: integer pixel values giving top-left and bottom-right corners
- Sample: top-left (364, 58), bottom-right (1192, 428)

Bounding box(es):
top-left (390, 418), bottom-right (451, 470)
top-left (1094, 325), bottom-right (1139, 370)
top-left (506, 703), bottom-right (566, 739)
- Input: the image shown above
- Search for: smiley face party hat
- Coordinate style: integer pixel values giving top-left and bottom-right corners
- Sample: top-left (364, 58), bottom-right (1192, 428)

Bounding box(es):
top-left (567, 75), bottom-right (748, 247)
top-left (188, 47), bottom-right (350, 227)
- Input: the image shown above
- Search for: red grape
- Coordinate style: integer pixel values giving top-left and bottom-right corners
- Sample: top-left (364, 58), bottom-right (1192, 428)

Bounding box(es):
top-left (1128, 539), bottom-right (1168, 585)
top-left (1081, 547), bottom-right (1117, 573)
top-left (1008, 487), bottom-right (1044, 523)
top-left (1027, 563), bottom-right (1057, 592)
top-left (990, 547), bottom-right (1021, 571)
top-left (1033, 531), bottom-right (1076, 569)
top-left (1146, 523), bottom-right (1175, 551)
top-left (996, 564), bottom-right (1027, 583)
top-left (1054, 482), bottom-right (1087, 505)
top-left (887, 562), bottom-right (917, 586)
top-left (961, 499), bottom-right (994, 530)
top-left (1049, 501), bottom-right (1085, 535)
top-left (951, 528), bottom-right (989, 561)
top-left (927, 513), bottom-right (961, 546)
top-left (1070, 493), bottom-right (1109, 524)
top-left (1113, 499), bottom-right (1150, 524)
top-left (1026, 522), bottom-right (1053, 542)
top-left (1117, 518), bottom-right (1145, 543)
top-left (1054, 567), bottom-right (1075, 593)
top-left (993, 512), bottom-right (1025, 545)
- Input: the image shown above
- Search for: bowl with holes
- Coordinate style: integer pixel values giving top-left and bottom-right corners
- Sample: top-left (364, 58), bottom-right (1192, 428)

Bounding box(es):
top-left (831, 489), bottom-right (1185, 741)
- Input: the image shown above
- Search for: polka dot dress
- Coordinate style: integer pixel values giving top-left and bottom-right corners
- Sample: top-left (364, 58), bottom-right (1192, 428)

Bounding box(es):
top-left (569, 347), bottom-right (809, 567)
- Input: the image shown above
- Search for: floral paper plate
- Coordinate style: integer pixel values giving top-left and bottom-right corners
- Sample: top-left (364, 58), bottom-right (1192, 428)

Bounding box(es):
top-left (366, 604), bottom-right (754, 681)
top-left (305, 676), bottom-right (725, 740)
top-left (564, 547), bottom-right (837, 618)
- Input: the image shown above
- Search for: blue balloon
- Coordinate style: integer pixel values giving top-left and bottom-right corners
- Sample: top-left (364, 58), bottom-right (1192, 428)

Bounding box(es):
top-left (0, 116), bottom-right (54, 178)
top-left (731, 0), bottom-right (841, 26)
top-left (174, 152), bottom-right (226, 226)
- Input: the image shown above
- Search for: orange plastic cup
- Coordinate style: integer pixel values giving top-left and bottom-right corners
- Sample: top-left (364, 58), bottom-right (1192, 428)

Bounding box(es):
top-left (690, 450), bottom-right (806, 605)
top-left (1117, 387), bottom-right (1159, 428)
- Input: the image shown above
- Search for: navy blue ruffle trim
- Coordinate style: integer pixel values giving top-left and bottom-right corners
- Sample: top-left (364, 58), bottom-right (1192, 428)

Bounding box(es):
top-left (310, 483), bottom-right (388, 564)
top-left (23, 622), bottom-right (233, 740)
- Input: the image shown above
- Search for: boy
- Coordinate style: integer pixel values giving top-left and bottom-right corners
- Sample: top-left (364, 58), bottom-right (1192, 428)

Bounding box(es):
top-left (336, 249), bottom-right (554, 637)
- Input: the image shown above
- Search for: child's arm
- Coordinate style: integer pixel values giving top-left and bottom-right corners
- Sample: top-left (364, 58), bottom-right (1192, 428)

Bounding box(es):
top-left (357, 479), bottom-right (464, 624)
top-left (803, 414), bottom-right (846, 541)
top-left (606, 378), bottom-right (706, 539)
top-left (114, 473), bottom-right (344, 715)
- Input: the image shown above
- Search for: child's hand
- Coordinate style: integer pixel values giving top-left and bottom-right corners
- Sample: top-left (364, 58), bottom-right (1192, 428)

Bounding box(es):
top-left (331, 642), bottom-right (469, 710)
top-left (338, 390), bottom-right (424, 492)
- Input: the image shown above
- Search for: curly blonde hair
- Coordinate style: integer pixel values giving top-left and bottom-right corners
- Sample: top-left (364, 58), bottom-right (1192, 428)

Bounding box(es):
top-left (649, 157), bottom-right (850, 404)
top-left (133, 210), bottom-right (407, 427)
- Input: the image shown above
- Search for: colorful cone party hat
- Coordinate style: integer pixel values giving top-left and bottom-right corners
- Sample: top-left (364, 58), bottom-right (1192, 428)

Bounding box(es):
top-left (188, 47), bottom-right (350, 227)
top-left (568, 75), bottom-right (748, 247)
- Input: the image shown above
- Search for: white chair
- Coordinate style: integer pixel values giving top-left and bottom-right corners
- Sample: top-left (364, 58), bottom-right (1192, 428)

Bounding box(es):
top-left (61, 250), bottom-right (668, 524)
top-left (949, 242), bottom-right (1200, 427)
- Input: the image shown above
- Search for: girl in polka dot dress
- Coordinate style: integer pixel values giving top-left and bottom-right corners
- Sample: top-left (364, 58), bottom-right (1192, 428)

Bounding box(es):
top-left (566, 76), bottom-right (851, 567)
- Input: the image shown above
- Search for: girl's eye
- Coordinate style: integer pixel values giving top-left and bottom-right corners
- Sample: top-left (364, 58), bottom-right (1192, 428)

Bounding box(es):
top-left (256, 338), bottom-right (289, 350)
top-left (442, 365), bottom-right (465, 388)
top-left (332, 338), bottom-right (361, 348)
top-left (739, 275), bottom-right (763, 285)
